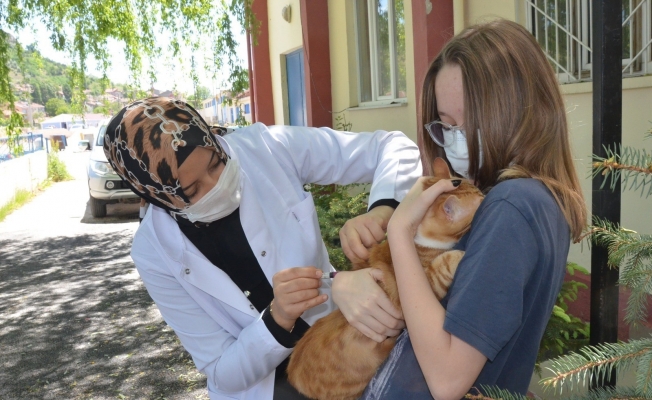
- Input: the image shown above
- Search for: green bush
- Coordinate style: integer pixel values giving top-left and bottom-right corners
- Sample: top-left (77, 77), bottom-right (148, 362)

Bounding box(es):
top-left (536, 262), bottom-right (590, 373)
top-left (47, 142), bottom-right (72, 182)
top-left (309, 183), bottom-right (369, 271)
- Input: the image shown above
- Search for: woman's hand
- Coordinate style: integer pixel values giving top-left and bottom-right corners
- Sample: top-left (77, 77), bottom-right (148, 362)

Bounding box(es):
top-left (387, 178), bottom-right (460, 239)
top-left (340, 205), bottom-right (394, 263)
top-left (332, 268), bottom-right (405, 342)
top-left (271, 267), bottom-right (327, 331)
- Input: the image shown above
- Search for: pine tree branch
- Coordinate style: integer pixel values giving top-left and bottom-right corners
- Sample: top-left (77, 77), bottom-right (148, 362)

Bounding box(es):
top-left (592, 144), bottom-right (652, 197)
top-left (541, 339), bottom-right (652, 392)
top-left (562, 386), bottom-right (648, 400)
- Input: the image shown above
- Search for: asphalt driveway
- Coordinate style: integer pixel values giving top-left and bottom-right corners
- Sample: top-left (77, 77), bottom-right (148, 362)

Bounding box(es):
top-left (0, 151), bottom-right (208, 399)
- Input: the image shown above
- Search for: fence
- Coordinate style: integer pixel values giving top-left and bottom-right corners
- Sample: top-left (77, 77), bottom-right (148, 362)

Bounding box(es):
top-left (0, 133), bottom-right (46, 163)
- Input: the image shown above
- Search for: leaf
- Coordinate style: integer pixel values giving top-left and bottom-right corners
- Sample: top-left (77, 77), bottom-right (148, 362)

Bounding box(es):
top-left (553, 305), bottom-right (572, 323)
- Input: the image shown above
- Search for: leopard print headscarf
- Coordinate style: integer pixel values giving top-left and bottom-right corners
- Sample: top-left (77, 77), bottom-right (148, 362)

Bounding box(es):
top-left (103, 97), bottom-right (229, 214)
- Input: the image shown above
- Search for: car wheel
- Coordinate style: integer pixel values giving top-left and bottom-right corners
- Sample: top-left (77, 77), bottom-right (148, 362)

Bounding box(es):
top-left (90, 197), bottom-right (107, 218)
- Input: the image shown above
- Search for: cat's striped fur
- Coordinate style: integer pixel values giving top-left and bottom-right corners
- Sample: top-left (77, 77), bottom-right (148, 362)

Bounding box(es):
top-left (287, 158), bottom-right (484, 400)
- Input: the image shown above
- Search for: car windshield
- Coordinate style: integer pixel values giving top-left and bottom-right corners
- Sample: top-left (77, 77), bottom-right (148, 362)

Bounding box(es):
top-left (96, 126), bottom-right (107, 146)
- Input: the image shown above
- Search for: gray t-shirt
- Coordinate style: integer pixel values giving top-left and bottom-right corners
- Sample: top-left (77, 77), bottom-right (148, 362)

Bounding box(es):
top-left (362, 178), bottom-right (570, 398)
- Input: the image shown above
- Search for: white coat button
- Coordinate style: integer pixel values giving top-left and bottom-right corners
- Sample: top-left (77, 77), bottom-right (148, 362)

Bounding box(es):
top-left (250, 304), bottom-right (255, 310)
top-left (184, 268), bottom-right (190, 274)
top-left (244, 290), bottom-right (251, 297)
top-left (261, 251), bottom-right (266, 257)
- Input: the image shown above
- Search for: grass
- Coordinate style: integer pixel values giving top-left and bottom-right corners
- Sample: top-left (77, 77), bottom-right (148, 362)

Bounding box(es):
top-left (0, 180), bottom-right (51, 223)
top-left (1, 145), bottom-right (72, 223)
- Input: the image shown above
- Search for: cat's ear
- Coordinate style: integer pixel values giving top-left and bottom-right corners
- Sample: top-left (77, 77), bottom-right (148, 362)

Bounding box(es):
top-left (442, 195), bottom-right (461, 221)
top-left (432, 158), bottom-right (452, 180)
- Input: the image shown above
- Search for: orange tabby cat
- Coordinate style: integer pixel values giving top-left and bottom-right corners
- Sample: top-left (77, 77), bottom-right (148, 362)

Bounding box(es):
top-left (286, 158), bottom-right (484, 400)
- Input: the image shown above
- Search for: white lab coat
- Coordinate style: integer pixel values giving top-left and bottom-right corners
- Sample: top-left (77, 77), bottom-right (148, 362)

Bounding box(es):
top-left (130, 123), bottom-right (421, 399)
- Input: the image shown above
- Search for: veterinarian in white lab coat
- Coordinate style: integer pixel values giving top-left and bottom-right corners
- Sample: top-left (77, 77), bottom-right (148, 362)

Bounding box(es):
top-left (103, 97), bottom-right (421, 400)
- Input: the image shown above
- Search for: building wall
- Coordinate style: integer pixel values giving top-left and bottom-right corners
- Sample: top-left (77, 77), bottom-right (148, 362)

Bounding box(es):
top-left (267, 0), bottom-right (304, 125)
top-left (453, 0), bottom-right (518, 33)
top-left (560, 77), bottom-right (652, 270)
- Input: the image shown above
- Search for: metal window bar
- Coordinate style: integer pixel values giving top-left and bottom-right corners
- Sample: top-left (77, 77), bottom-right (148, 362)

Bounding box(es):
top-left (525, 0), bottom-right (651, 83)
top-left (622, 0), bottom-right (652, 76)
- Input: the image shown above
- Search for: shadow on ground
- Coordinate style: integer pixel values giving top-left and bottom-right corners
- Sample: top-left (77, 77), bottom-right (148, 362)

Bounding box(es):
top-left (80, 200), bottom-right (140, 225)
top-left (0, 232), bottom-right (208, 399)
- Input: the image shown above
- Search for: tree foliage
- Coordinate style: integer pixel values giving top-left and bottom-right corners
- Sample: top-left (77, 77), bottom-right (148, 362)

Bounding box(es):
top-left (0, 0), bottom-right (255, 148)
top-left (189, 85), bottom-right (211, 109)
top-left (536, 262), bottom-right (591, 374)
top-left (45, 98), bottom-right (69, 116)
top-left (542, 126), bottom-right (652, 399)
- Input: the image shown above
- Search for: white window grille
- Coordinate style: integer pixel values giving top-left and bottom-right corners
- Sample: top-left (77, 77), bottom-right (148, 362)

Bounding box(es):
top-left (525, 0), bottom-right (652, 83)
top-left (355, 0), bottom-right (407, 104)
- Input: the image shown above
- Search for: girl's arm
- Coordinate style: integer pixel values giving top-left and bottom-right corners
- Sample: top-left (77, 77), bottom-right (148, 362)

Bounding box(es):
top-left (386, 177), bottom-right (486, 400)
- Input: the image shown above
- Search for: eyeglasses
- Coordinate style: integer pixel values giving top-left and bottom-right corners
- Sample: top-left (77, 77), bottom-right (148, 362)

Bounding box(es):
top-left (424, 120), bottom-right (466, 147)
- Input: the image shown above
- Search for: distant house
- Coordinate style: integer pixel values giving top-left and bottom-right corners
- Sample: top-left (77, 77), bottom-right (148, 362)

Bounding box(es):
top-left (40, 113), bottom-right (107, 130)
top-left (104, 88), bottom-right (124, 99)
top-left (197, 91), bottom-right (252, 126)
top-left (14, 101), bottom-right (45, 115)
top-left (213, 90), bottom-right (251, 126)
top-left (158, 90), bottom-right (176, 98)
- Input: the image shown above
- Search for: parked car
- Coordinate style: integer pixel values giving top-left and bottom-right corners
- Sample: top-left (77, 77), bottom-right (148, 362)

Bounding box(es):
top-left (86, 120), bottom-right (139, 218)
top-left (76, 140), bottom-right (91, 152)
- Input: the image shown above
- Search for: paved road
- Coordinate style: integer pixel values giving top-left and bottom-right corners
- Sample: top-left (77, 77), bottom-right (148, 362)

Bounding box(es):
top-left (0, 151), bottom-right (208, 399)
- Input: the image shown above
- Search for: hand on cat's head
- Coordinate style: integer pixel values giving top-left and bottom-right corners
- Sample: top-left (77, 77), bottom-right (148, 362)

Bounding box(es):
top-left (387, 158), bottom-right (480, 239)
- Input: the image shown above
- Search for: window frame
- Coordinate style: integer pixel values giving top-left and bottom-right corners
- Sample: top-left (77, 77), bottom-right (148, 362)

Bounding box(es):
top-left (525, 0), bottom-right (652, 83)
top-left (354, 0), bottom-right (407, 106)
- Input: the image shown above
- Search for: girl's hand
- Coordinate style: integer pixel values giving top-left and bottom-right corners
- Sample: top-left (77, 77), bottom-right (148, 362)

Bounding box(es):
top-left (271, 267), bottom-right (327, 331)
top-left (332, 268), bottom-right (405, 342)
top-left (340, 205), bottom-right (394, 263)
top-left (387, 178), bottom-right (460, 238)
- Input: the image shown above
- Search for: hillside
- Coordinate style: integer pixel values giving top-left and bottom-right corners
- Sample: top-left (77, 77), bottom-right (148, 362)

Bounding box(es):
top-left (8, 43), bottom-right (112, 107)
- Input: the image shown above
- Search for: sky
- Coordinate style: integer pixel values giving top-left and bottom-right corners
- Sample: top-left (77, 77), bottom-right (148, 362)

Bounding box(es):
top-left (12, 22), bottom-right (248, 96)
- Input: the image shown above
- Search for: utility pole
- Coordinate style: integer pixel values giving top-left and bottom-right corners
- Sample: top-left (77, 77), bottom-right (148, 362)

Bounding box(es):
top-left (590, 0), bottom-right (622, 389)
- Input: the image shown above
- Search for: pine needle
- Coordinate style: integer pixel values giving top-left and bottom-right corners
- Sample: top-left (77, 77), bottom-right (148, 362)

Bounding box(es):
top-left (541, 338), bottom-right (652, 394)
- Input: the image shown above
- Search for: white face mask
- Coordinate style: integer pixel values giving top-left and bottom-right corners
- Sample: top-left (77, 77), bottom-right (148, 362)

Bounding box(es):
top-left (443, 128), bottom-right (482, 180)
top-left (181, 157), bottom-right (242, 223)
top-left (443, 128), bottom-right (470, 179)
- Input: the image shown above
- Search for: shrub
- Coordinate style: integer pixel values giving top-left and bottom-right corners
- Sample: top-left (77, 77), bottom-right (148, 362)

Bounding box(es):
top-left (47, 142), bottom-right (72, 182)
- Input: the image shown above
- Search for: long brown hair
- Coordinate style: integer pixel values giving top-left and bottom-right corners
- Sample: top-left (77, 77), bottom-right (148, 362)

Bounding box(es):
top-left (420, 19), bottom-right (587, 241)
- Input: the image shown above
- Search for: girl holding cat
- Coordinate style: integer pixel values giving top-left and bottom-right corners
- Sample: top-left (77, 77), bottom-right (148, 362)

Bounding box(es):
top-left (102, 97), bottom-right (421, 400)
top-left (360, 19), bottom-right (587, 399)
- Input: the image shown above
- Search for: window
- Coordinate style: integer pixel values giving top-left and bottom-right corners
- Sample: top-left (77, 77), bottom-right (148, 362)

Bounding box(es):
top-left (355, 0), bottom-right (407, 103)
top-left (244, 104), bottom-right (250, 114)
top-left (526, 0), bottom-right (652, 83)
